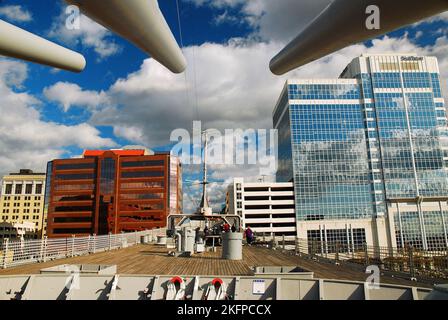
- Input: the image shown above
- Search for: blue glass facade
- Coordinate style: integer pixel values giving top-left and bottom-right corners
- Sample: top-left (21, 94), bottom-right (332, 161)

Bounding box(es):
top-left (274, 55), bottom-right (448, 250)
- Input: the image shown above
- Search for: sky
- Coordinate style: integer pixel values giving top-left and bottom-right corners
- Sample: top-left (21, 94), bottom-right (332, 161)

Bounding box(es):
top-left (0, 0), bottom-right (447, 213)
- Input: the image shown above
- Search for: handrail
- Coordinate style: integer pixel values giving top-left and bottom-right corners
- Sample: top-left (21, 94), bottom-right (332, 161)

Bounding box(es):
top-left (0, 228), bottom-right (166, 269)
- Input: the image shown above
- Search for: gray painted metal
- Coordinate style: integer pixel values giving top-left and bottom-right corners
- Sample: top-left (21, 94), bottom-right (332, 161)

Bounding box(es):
top-left (40, 264), bottom-right (117, 275)
top-left (0, 19), bottom-right (86, 72)
top-left (270, 0), bottom-right (448, 75)
top-left (65, 0), bottom-right (186, 73)
top-left (424, 284), bottom-right (448, 300)
top-left (221, 233), bottom-right (243, 260)
top-left (179, 228), bottom-right (195, 253)
top-left (0, 273), bottom-right (436, 300)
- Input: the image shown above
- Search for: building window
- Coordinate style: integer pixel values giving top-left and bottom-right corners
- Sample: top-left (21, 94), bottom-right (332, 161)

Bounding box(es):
top-left (35, 184), bottom-right (43, 195)
top-left (236, 183), bottom-right (242, 191)
top-left (4, 184), bottom-right (12, 195)
top-left (56, 173), bottom-right (95, 180)
top-left (25, 184), bottom-right (33, 194)
top-left (55, 162), bottom-right (95, 170)
top-left (121, 171), bottom-right (164, 178)
top-left (15, 184), bottom-right (22, 194)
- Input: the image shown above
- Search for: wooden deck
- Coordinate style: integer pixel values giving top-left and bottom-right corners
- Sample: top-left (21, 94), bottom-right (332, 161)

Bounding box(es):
top-left (0, 244), bottom-right (437, 288)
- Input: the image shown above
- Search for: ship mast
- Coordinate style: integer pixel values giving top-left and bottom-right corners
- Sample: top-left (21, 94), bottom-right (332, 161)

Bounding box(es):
top-left (198, 131), bottom-right (211, 215)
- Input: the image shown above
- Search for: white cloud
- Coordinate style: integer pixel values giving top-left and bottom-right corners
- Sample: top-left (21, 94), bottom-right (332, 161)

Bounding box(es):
top-left (186, 0), bottom-right (332, 42)
top-left (0, 5), bottom-right (32, 23)
top-left (43, 82), bottom-right (110, 112)
top-left (0, 59), bottom-right (116, 177)
top-left (48, 9), bottom-right (121, 59)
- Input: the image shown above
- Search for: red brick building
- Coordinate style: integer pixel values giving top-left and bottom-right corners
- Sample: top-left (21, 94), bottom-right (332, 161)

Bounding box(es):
top-left (44, 149), bottom-right (182, 238)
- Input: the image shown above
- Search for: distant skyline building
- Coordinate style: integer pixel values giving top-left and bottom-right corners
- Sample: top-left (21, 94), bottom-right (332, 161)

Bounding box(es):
top-left (0, 169), bottom-right (46, 239)
top-left (274, 53), bottom-right (448, 251)
top-left (45, 149), bottom-right (182, 238)
top-left (226, 178), bottom-right (296, 239)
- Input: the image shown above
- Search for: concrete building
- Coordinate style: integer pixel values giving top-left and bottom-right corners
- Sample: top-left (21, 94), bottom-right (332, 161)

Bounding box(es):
top-left (44, 148), bottom-right (182, 238)
top-left (0, 169), bottom-right (46, 239)
top-left (226, 178), bottom-right (296, 240)
top-left (274, 54), bottom-right (448, 252)
top-left (0, 221), bottom-right (37, 241)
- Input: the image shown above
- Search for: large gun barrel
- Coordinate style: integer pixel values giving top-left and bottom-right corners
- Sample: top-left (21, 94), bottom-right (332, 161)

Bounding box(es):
top-left (270, 0), bottom-right (448, 75)
top-left (66, 0), bottom-right (186, 74)
top-left (0, 19), bottom-right (86, 72)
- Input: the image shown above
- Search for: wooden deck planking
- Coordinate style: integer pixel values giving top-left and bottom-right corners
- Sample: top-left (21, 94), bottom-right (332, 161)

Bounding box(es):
top-left (0, 244), bottom-right (438, 288)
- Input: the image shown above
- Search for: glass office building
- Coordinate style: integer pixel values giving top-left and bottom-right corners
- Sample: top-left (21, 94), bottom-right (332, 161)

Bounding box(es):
top-left (274, 54), bottom-right (448, 251)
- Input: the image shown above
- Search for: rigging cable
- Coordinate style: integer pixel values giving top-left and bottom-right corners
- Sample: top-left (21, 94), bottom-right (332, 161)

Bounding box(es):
top-left (175, 0), bottom-right (200, 123)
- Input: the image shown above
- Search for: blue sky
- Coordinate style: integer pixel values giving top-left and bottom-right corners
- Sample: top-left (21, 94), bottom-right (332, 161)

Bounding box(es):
top-left (0, 0), bottom-right (447, 212)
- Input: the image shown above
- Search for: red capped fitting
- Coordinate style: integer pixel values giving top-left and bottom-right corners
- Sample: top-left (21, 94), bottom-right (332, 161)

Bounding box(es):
top-left (212, 278), bottom-right (224, 286)
top-left (170, 276), bottom-right (183, 284)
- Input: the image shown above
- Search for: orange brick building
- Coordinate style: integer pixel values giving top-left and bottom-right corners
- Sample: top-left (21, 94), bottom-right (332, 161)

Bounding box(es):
top-left (44, 149), bottom-right (182, 238)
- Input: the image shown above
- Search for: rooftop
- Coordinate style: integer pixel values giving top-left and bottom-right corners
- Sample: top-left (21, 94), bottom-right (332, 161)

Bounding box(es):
top-left (6, 169), bottom-right (45, 176)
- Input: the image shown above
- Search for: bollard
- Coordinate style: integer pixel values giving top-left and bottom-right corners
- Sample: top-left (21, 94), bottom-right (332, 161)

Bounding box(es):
top-left (282, 235), bottom-right (286, 250)
top-left (109, 233), bottom-right (112, 251)
top-left (222, 232), bottom-right (243, 260)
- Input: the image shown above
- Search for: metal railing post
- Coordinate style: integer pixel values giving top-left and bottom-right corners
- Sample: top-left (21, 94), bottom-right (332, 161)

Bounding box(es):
top-left (71, 235), bottom-right (75, 257)
top-left (335, 242), bottom-right (340, 262)
top-left (408, 245), bottom-right (415, 279)
top-left (87, 235), bottom-right (91, 254)
top-left (92, 234), bottom-right (96, 254)
top-left (43, 236), bottom-right (48, 262)
top-left (2, 238), bottom-right (9, 269)
top-left (39, 236), bottom-right (44, 262)
top-left (282, 235), bottom-right (286, 250)
top-left (364, 242), bottom-right (369, 266)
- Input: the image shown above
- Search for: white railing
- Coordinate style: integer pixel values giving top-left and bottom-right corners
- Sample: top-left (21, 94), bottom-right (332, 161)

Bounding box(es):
top-left (0, 229), bottom-right (166, 269)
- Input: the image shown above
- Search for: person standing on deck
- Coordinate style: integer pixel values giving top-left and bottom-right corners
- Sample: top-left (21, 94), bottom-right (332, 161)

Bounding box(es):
top-left (245, 226), bottom-right (254, 245)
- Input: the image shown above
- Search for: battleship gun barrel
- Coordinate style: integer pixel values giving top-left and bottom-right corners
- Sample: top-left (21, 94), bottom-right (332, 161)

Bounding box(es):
top-left (66, 0), bottom-right (187, 73)
top-left (270, 0), bottom-right (448, 75)
top-left (0, 19), bottom-right (86, 72)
